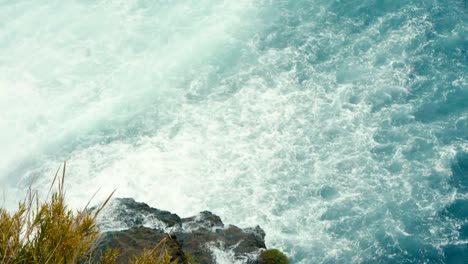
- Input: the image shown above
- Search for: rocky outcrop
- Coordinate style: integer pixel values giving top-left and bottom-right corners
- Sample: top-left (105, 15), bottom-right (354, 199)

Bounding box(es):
top-left (95, 198), bottom-right (268, 263)
top-left (96, 229), bottom-right (188, 263)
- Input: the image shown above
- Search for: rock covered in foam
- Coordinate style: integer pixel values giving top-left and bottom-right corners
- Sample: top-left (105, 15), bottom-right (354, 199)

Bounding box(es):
top-left (97, 198), bottom-right (181, 232)
top-left (182, 211), bottom-right (224, 230)
top-left (96, 198), bottom-right (269, 263)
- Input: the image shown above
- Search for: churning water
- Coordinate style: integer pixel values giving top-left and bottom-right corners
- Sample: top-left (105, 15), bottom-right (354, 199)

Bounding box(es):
top-left (1, 0), bottom-right (467, 263)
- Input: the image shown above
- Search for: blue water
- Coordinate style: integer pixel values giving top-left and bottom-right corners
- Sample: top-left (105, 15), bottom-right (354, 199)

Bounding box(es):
top-left (0, 0), bottom-right (467, 263)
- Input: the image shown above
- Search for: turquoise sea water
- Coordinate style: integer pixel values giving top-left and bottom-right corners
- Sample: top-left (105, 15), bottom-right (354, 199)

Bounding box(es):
top-left (0, 0), bottom-right (467, 263)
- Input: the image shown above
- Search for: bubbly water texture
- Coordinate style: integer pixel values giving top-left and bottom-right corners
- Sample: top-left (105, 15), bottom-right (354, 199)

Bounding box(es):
top-left (1, 0), bottom-right (467, 263)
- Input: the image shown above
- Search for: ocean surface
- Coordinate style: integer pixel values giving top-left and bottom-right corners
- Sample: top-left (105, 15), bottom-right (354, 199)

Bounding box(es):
top-left (0, 0), bottom-right (467, 263)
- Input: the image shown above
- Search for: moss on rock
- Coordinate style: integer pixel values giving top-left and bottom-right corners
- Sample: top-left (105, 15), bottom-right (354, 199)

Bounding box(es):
top-left (259, 249), bottom-right (289, 264)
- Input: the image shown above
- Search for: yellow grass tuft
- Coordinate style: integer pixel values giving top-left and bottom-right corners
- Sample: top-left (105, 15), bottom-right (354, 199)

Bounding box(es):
top-left (0, 161), bottom-right (106, 263)
top-left (0, 162), bottom-right (181, 264)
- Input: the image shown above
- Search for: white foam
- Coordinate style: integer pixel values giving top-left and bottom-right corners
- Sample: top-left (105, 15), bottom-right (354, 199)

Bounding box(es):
top-left (1, 1), bottom-right (466, 262)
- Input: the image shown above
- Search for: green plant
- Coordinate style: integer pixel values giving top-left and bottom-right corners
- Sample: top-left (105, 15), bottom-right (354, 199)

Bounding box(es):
top-left (259, 249), bottom-right (289, 264)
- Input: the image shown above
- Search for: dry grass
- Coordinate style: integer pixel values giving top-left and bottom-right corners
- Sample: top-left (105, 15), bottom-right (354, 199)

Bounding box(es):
top-left (0, 162), bottom-right (177, 264)
top-left (130, 236), bottom-right (175, 264)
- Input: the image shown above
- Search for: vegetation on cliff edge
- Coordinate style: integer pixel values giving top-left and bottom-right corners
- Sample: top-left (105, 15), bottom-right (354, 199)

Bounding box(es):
top-left (0, 162), bottom-right (181, 264)
top-left (1, 162), bottom-right (288, 263)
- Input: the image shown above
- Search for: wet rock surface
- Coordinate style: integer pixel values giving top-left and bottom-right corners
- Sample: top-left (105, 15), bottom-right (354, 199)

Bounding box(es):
top-left (96, 198), bottom-right (267, 263)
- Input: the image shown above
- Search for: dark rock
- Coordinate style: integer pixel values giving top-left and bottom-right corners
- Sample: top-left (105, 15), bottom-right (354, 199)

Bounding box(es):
top-left (181, 211), bottom-right (224, 229)
top-left (174, 223), bottom-right (266, 264)
top-left (96, 228), bottom-right (188, 263)
top-left (162, 234), bottom-right (190, 263)
top-left (96, 198), bottom-right (268, 264)
top-left (96, 227), bottom-right (165, 262)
